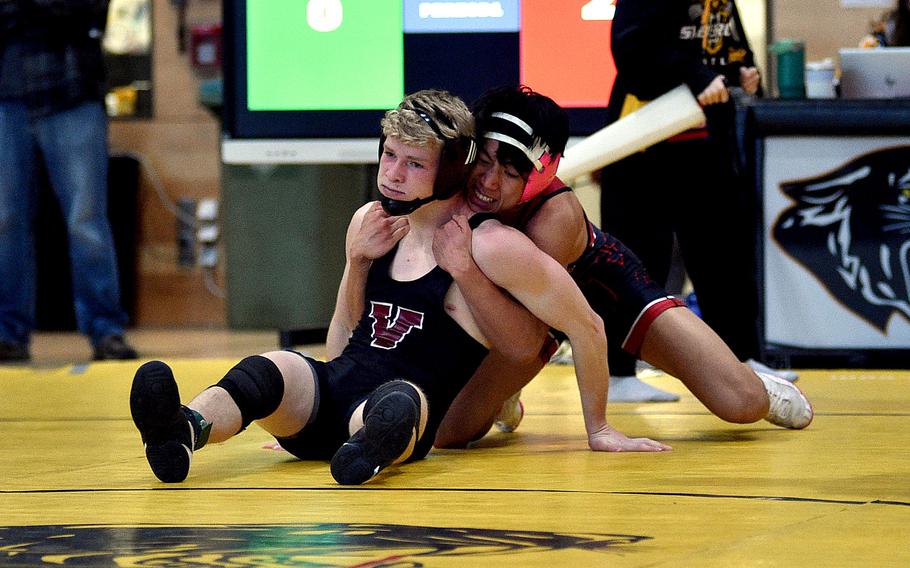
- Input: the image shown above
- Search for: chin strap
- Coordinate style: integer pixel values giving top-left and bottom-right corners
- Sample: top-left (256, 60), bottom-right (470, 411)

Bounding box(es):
top-left (379, 195), bottom-right (438, 216)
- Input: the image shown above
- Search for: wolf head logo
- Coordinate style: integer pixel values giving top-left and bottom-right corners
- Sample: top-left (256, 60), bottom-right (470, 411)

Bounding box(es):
top-left (773, 146), bottom-right (910, 331)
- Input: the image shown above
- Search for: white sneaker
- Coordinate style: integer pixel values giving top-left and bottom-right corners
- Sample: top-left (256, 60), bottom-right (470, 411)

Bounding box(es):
top-left (494, 391), bottom-right (524, 433)
top-left (756, 372), bottom-right (813, 429)
top-left (747, 358), bottom-right (799, 382)
top-left (549, 341), bottom-right (574, 365)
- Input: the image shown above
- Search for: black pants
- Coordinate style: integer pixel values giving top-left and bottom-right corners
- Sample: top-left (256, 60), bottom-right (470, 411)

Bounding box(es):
top-left (599, 136), bottom-right (760, 375)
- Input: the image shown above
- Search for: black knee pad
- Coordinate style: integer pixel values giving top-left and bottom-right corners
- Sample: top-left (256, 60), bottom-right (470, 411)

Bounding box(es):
top-left (216, 355), bottom-right (285, 430)
top-left (364, 379), bottom-right (422, 416)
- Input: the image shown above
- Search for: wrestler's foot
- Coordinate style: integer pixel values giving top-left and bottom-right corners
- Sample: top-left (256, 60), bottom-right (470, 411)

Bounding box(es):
top-left (330, 391), bottom-right (418, 485)
top-left (494, 391), bottom-right (524, 433)
top-left (747, 358), bottom-right (799, 382)
top-left (130, 361), bottom-right (204, 482)
top-left (609, 375), bottom-right (680, 402)
top-left (549, 341), bottom-right (574, 365)
top-left (757, 372), bottom-right (813, 429)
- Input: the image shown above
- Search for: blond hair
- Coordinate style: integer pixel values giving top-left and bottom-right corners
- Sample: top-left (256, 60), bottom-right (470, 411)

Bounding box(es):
top-left (381, 89), bottom-right (474, 149)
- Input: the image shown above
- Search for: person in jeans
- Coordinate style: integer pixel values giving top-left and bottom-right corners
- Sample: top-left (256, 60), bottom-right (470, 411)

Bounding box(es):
top-left (0, 0), bottom-right (138, 362)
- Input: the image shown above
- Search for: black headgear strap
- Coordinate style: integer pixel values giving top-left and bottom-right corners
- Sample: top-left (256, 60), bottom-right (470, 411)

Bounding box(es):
top-left (379, 194), bottom-right (437, 216)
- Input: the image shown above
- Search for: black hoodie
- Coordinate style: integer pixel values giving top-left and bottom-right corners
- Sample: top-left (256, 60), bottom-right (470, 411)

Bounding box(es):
top-left (607, 0), bottom-right (758, 136)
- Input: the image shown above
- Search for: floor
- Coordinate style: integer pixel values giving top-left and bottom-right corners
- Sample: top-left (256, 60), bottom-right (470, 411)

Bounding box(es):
top-left (0, 329), bottom-right (908, 567)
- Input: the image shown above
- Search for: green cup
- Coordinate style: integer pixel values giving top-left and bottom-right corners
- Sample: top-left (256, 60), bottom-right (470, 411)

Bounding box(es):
top-left (770, 39), bottom-right (806, 99)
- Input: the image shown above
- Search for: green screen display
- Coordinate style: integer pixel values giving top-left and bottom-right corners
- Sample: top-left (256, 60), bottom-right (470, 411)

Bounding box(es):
top-left (247, 0), bottom-right (404, 111)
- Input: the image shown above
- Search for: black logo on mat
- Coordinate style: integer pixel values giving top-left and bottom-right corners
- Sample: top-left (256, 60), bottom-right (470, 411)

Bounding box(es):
top-left (0, 523), bottom-right (650, 566)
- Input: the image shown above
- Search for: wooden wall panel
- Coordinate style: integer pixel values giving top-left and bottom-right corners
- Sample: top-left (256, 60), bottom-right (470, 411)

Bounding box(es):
top-left (772, 0), bottom-right (890, 62)
top-left (109, 0), bottom-right (226, 326)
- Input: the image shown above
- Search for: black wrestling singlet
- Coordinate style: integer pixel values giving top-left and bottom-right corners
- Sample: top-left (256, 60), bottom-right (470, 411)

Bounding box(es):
top-left (335, 245), bottom-right (488, 456)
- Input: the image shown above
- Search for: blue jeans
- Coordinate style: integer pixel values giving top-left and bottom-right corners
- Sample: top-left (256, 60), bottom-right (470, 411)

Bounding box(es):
top-left (0, 101), bottom-right (127, 346)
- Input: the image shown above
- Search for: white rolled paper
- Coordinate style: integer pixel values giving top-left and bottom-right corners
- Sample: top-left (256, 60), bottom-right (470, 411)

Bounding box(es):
top-left (556, 84), bottom-right (706, 181)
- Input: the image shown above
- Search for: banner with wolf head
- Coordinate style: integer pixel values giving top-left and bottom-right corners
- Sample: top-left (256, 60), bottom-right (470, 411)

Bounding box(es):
top-left (762, 138), bottom-right (910, 349)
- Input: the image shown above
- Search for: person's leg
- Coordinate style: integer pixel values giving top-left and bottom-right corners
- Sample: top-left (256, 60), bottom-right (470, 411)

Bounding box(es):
top-left (599, 148), bottom-right (676, 285)
top-left (34, 102), bottom-right (131, 352)
top-left (671, 142), bottom-right (798, 381)
top-left (573, 218), bottom-right (679, 403)
top-left (0, 102), bottom-right (39, 355)
top-left (600, 148), bottom-right (680, 401)
top-left (639, 308), bottom-right (767, 422)
top-left (130, 350), bottom-right (318, 482)
top-left (606, 315), bottom-right (679, 403)
top-left (190, 350), bottom-right (319, 441)
top-left (639, 307), bottom-right (812, 429)
top-left (434, 350), bottom-right (546, 448)
top-left (331, 379), bottom-right (429, 485)
top-left (673, 140), bottom-right (760, 361)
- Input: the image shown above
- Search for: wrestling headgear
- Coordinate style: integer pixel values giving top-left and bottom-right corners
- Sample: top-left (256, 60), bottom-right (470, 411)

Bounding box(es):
top-left (379, 106), bottom-right (478, 216)
top-left (483, 111), bottom-right (562, 203)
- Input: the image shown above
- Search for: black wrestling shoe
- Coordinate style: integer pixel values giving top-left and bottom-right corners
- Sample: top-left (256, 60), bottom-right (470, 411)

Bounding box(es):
top-left (330, 391), bottom-right (418, 485)
top-left (130, 360), bottom-right (199, 482)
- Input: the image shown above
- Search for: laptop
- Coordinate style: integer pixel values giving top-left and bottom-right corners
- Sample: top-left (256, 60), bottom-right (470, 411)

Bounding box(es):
top-left (838, 47), bottom-right (910, 99)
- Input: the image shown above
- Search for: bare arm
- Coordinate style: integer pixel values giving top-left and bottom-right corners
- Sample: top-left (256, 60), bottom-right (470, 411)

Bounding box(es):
top-left (434, 215), bottom-right (548, 362)
top-left (472, 220), bottom-right (671, 452)
top-left (325, 202), bottom-right (409, 358)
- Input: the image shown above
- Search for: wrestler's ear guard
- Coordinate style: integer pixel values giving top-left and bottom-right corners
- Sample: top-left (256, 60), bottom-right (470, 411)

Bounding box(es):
top-left (520, 151), bottom-right (562, 203)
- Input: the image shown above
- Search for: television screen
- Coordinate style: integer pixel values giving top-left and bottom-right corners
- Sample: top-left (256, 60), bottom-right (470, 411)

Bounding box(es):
top-left (223, 0), bottom-right (617, 163)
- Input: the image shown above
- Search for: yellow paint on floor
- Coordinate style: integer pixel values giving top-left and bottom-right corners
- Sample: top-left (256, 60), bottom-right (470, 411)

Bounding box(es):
top-left (1, 358), bottom-right (908, 566)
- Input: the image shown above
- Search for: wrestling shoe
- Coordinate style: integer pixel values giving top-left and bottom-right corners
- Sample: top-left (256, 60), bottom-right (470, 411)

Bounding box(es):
top-left (747, 358), bottom-right (799, 382)
top-left (549, 341), bottom-right (574, 365)
top-left (130, 360), bottom-right (209, 482)
top-left (608, 375), bottom-right (680, 402)
top-left (494, 390), bottom-right (524, 432)
top-left (756, 371), bottom-right (813, 429)
top-left (330, 390), bottom-right (418, 485)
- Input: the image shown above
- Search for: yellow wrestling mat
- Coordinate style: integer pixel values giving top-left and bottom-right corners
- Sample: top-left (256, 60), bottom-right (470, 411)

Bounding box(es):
top-left (1, 360), bottom-right (908, 566)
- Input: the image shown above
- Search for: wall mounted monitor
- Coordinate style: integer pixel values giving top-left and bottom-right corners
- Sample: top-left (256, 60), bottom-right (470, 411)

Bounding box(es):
top-left (223, 0), bottom-right (618, 163)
